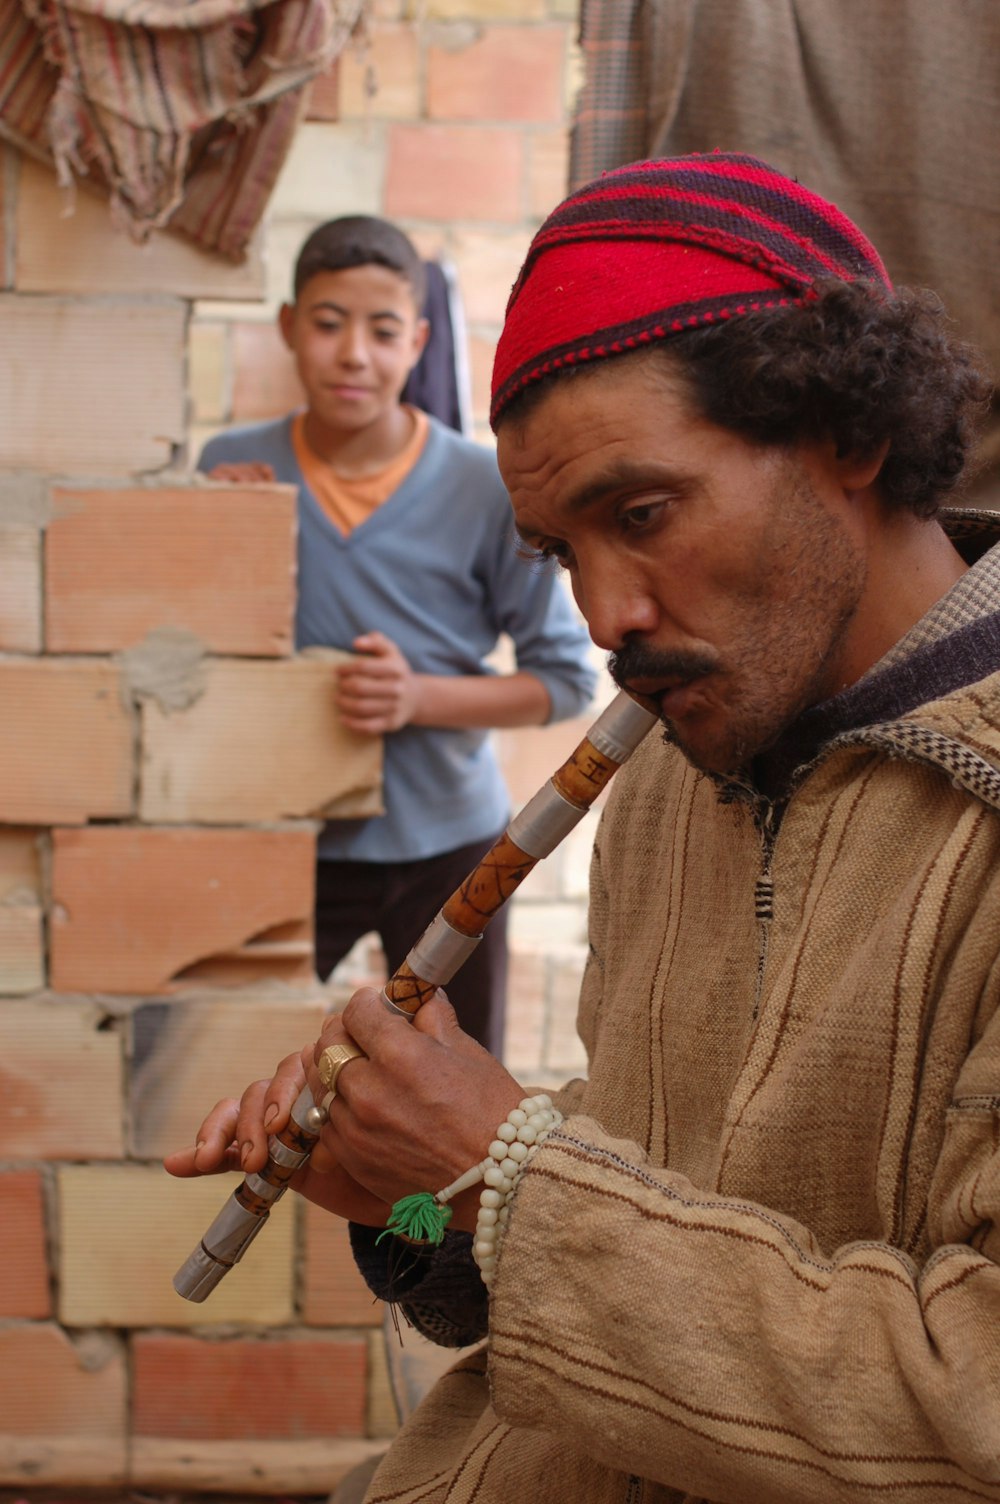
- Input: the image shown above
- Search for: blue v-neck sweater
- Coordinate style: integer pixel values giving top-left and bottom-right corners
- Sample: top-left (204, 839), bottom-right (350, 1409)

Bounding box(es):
top-left (198, 414), bottom-right (596, 862)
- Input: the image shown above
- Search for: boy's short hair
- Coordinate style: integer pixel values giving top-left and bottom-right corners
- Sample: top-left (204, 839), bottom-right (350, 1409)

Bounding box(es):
top-left (293, 215), bottom-right (428, 309)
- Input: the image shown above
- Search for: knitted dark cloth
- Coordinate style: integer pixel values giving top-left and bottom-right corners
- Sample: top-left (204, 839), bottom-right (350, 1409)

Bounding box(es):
top-left (490, 151), bottom-right (892, 429)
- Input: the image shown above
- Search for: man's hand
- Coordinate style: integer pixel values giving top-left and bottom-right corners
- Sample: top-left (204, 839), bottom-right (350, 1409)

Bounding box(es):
top-left (161, 1048), bottom-right (392, 1227)
top-left (163, 989), bottom-right (527, 1233)
top-left (205, 461), bottom-right (277, 484)
top-left (304, 988), bottom-right (525, 1234)
top-left (336, 631), bottom-right (421, 733)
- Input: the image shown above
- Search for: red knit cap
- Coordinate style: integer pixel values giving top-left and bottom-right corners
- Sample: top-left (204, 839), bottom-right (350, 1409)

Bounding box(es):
top-left (490, 152), bottom-right (892, 430)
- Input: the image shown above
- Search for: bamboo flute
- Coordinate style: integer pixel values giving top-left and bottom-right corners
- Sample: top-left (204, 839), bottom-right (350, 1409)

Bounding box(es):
top-left (173, 687), bottom-right (660, 1301)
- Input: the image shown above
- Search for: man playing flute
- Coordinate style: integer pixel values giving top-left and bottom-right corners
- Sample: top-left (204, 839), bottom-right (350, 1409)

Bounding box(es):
top-left (167, 153), bottom-right (1000, 1503)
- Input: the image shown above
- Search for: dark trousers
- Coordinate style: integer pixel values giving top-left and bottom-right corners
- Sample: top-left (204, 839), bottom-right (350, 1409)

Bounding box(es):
top-left (314, 830), bottom-right (509, 1058)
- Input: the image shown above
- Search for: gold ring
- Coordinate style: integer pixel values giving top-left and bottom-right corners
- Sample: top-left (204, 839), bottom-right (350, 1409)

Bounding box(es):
top-left (317, 1040), bottom-right (365, 1099)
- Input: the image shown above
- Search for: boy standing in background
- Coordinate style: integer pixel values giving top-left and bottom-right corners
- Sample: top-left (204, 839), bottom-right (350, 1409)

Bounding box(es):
top-left (199, 216), bottom-right (596, 1055)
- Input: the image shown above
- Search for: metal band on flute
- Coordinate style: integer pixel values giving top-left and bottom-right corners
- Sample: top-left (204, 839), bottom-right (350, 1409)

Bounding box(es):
top-left (172, 688), bottom-right (659, 1301)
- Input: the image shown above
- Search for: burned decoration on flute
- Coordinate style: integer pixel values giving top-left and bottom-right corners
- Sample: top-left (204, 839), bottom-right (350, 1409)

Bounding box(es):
top-left (173, 687), bottom-right (659, 1302)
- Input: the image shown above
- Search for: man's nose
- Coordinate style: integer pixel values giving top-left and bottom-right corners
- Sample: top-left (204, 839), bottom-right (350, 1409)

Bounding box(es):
top-left (574, 565), bottom-right (659, 652)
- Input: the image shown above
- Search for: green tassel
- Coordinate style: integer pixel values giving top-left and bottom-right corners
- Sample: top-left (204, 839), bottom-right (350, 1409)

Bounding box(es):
top-left (377, 1191), bottom-right (453, 1247)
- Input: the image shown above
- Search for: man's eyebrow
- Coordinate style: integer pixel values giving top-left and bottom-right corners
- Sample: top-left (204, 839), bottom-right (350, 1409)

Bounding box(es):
top-left (309, 300), bottom-right (405, 323)
top-left (564, 458), bottom-right (684, 515)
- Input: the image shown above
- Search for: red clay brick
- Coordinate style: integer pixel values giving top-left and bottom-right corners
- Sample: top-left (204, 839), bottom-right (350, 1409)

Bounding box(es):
top-left (50, 826), bottom-right (316, 994)
top-left (231, 320), bottom-right (305, 423)
top-left (0, 1170), bottom-right (50, 1316)
top-left (427, 24), bottom-right (566, 123)
top-left (302, 1202), bottom-right (383, 1327)
top-left (0, 658), bottom-right (133, 824)
top-left (0, 1323), bottom-right (127, 1485)
top-left (132, 1333), bottom-right (367, 1440)
top-left (385, 124), bottom-right (524, 223)
top-left (339, 22), bottom-right (421, 119)
top-left (0, 999), bottom-right (124, 1160)
top-left (305, 60), bottom-right (340, 120)
top-left (45, 485), bottom-right (297, 656)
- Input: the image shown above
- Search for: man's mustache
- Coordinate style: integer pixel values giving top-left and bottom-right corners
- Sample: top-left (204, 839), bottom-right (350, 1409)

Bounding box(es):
top-left (608, 641), bottom-right (719, 690)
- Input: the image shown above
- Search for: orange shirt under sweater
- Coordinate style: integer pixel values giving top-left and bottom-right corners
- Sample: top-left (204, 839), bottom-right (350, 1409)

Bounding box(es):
top-left (291, 407), bottom-right (429, 534)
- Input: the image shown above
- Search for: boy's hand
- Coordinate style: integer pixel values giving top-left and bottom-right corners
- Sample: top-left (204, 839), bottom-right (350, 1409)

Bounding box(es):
top-left (205, 461), bottom-right (277, 484)
top-left (336, 631), bottom-right (419, 733)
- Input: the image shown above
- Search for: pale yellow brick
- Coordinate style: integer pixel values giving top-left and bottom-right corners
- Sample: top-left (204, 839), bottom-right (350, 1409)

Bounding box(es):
top-left (377, 1324), bottom-right (473, 1428)
top-left (528, 126), bottom-right (571, 218)
top-left (448, 227), bottom-right (532, 325)
top-left (544, 950), bottom-right (589, 1075)
top-left (509, 898), bottom-right (587, 949)
top-left (131, 1436), bottom-right (388, 1496)
top-left (339, 23), bottom-right (422, 119)
top-left (0, 999), bottom-right (124, 1159)
top-left (15, 158), bottom-right (266, 300)
top-left (270, 122), bottom-right (387, 220)
top-left (425, 0), bottom-right (546, 16)
top-left (0, 904), bottom-right (44, 993)
top-left (188, 321), bottom-right (230, 425)
top-left (57, 1165), bottom-right (296, 1327)
top-left (130, 994), bottom-right (328, 1156)
top-left (0, 296), bottom-right (185, 472)
top-left (503, 945), bottom-right (546, 1075)
top-left (0, 827), bottom-right (45, 994)
top-left (467, 331), bottom-right (496, 426)
top-left (0, 525), bottom-right (41, 651)
top-left (139, 655), bottom-right (384, 824)
top-left (0, 826), bottom-right (41, 899)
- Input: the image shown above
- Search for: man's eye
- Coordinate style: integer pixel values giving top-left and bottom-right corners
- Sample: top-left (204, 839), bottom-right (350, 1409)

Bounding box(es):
top-left (538, 541), bottom-right (573, 570)
top-left (515, 538), bottom-right (573, 570)
top-left (621, 500), bottom-right (665, 531)
top-left (375, 328), bottom-right (400, 342)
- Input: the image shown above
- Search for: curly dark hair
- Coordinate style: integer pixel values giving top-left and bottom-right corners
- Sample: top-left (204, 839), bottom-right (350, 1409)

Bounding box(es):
top-left (660, 280), bottom-right (993, 517)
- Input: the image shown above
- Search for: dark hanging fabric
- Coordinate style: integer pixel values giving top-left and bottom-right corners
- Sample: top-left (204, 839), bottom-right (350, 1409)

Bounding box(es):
top-left (402, 260), bottom-right (470, 436)
top-left (568, 0), bottom-right (1000, 500)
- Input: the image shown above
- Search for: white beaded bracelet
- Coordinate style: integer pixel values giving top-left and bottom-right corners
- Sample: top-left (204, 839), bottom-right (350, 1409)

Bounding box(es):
top-left (379, 1094), bottom-right (562, 1287)
top-left (470, 1094), bottom-right (562, 1286)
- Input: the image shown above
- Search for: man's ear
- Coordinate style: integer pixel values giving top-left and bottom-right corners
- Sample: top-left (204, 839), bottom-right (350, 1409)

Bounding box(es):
top-left (278, 302), bottom-right (297, 351)
top-left (836, 438), bottom-right (891, 493)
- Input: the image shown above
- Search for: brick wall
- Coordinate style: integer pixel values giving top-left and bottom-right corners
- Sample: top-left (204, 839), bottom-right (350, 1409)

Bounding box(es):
top-left (0, 0), bottom-right (606, 1494)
